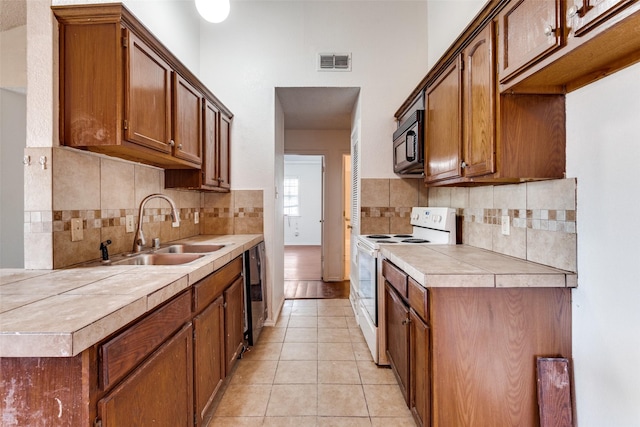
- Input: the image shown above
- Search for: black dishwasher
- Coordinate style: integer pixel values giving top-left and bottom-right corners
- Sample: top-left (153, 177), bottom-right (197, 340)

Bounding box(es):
top-left (243, 241), bottom-right (266, 346)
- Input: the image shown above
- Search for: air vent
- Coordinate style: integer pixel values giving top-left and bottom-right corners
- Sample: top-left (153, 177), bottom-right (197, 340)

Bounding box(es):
top-left (318, 53), bottom-right (352, 71)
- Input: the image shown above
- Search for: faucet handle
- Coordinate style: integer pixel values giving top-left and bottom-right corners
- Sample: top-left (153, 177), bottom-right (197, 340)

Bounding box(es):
top-left (100, 239), bottom-right (112, 262)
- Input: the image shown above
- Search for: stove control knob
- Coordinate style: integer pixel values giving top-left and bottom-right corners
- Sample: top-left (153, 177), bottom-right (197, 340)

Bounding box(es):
top-left (434, 215), bottom-right (442, 223)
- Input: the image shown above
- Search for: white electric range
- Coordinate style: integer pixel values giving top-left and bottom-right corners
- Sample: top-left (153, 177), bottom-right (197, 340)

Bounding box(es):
top-left (356, 207), bottom-right (457, 364)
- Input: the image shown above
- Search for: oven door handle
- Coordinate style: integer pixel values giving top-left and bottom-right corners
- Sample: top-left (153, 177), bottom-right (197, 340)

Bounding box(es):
top-left (356, 241), bottom-right (377, 257)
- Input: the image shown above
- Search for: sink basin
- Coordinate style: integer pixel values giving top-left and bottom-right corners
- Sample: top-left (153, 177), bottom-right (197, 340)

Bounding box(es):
top-left (155, 244), bottom-right (226, 254)
top-left (114, 253), bottom-right (205, 266)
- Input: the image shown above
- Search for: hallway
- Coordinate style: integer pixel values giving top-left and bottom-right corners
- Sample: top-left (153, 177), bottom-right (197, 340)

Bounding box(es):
top-left (284, 246), bottom-right (349, 299)
top-left (206, 299), bottom-right (416, 426)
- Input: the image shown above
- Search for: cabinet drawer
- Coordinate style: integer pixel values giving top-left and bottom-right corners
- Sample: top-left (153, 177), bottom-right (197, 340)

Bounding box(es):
top-left (408, 278), bottom-right (429, 321)
top-left (193, 256), bottom-right (242, 313)
top-left (100, 290), bottom-right (191, 390)
top-left (382, 259), bottom-right (408, 298)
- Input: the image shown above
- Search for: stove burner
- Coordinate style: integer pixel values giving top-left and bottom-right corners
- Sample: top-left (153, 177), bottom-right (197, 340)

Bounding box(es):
top-left (367, 235), bottom-right (391, 239)
top-left (393, 234), bottom-right (413, 238)
top-left (378, 240), bottom-right (397, 243)
top-left (402, 238), bottom-right (430, 244)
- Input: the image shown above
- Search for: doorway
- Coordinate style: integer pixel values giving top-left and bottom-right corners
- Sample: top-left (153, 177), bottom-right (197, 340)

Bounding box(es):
top-left (284, 154), bottom-right (324, 281)
top-left (277, 87), bottom-right (359, 300)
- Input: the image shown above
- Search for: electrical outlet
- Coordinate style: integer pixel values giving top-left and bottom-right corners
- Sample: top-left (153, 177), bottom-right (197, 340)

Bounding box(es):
top-left (501, 215), bottom-right (510, 236)
top-left (125, 215), bottom-right (135, 233)
top-left (194, 211), bottom-right (199, 224)
top-left (71, 218), bottom-right (83, 241)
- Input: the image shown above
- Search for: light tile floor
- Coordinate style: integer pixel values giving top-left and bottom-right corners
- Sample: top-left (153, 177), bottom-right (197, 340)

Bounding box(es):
top-left (207, 298), bottom-right (417, 426)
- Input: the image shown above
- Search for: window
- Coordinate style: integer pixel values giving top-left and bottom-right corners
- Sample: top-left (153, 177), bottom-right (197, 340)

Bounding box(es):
top-left (283, 177), bottom-right (300, 216)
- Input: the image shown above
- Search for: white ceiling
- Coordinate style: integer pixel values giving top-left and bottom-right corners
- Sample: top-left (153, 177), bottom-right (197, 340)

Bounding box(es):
top-left (277, 87), bottom-right (360, 130)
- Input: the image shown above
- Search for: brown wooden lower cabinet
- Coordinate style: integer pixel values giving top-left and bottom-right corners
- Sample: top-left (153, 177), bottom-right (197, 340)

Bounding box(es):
top-left (410, 308), bottom-right (430, 427)
top-left (193, 295), bottom-right (225, 424)
top-left (382, 260), bottom-right (572, 427)
top-left (385, 282), bottom-right (410, 404)
top-left (98, 323), bottom-right (194, 426)
top-left (224, 276), bottom-right (245, 374)
top-left (0, 256), bottom-right (246, 426)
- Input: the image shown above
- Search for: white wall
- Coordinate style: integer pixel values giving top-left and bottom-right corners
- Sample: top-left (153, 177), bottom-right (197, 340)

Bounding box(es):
top-left (0, 25), bottom-right (27, 89)
top-left (0, 89), bottom-right (26, 268)
top-left (426, 0), bottom-right (485, 68)
top-left (199, 0), bottom-right (428, 183)
top-left (566, 62), bottom-right (640, 426)
top-left (284, 156), bottom-right (322, 246)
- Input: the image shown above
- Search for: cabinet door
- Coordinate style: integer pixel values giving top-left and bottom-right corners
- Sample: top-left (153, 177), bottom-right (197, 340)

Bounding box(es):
top-left (410, 309), bottom-right (430, 427)
top-left (98, 324), bottom-right (194, 427)
top-left (124, 30), bottom-right (172, 153)
top-left (173, 73), bottom-right (203, 166)
top-left (224, 276), bottom-right (245, 373)
top-left (203, 99), bottom-right (220, 188)
top-left (463, 24), bottom-right (496, 178)
top-left (194, 296), bottom-right (225, 425)
top-left (570, 0), bottom-right (633, 36)
top-left (218, 113), bottom-right (232, 191)
top-left (385, 283), bottom-right (410, 404)
top-left (425, 57), bottom-right (462, 183)
top-left (497, 0), bottom-right (563, 83)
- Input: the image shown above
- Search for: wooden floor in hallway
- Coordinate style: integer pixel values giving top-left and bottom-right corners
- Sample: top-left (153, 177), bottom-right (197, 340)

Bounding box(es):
top-left (284, 246), bottom-right (349, 299)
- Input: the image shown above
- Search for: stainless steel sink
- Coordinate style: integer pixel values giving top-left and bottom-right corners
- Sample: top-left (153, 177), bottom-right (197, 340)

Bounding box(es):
top-left (113, 253), bottom-right (205, 266)
top-left (155, 244), bottom-right (226, 254)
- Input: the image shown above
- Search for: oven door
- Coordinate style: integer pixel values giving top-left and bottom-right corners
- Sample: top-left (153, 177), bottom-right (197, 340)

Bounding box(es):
top-left (357, 241), bottom-right (377, 326)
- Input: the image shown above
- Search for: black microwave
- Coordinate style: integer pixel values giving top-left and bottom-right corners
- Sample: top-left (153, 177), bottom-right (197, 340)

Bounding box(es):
top-left (393, 110), bottom-right (424, 175)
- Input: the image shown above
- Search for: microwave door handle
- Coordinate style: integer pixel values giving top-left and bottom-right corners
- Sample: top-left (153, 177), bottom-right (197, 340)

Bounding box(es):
top-left (406, 130), bottom-right (416, 162)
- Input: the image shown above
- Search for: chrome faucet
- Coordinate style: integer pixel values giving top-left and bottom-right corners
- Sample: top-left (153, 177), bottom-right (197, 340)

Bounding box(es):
top-left (132, 194), bottom-right (180, 253)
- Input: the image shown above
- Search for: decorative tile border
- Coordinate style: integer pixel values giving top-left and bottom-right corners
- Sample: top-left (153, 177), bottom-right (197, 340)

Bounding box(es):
top-left (360, 207), bottom-right (412, 218)
top-left (360, 207), bottom-right (577, 234)
top-left (461, 208), bottom-right (577, 233)
top-left (25, 208), bottom-right (201, 234)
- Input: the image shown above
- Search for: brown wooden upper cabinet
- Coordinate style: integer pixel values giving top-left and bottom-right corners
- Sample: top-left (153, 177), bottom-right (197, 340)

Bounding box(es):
top-left (569, 0), bottom-right (634, 36)
top-left (425, 24), bottom-right (496, 184)
top-left (398, 0), bottom-right (640, 186)
top-left (53, 4), bottom-right (231, 171)
top-left (165, 99), bottom-right (232, 192)
top-left (125, 30), bottom-right (173, 156)
top-left (497, 0), bottom-right (564, 84)
top-left (496, 0), bottom-right (640, 92)
top-left (172, 73), bottom-right (203, 166)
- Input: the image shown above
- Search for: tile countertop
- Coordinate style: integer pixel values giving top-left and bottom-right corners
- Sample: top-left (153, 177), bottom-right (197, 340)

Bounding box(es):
top-left (0, 234), bottom-right (263, 358)
top-left (379, 244), bottom-right (577, 289)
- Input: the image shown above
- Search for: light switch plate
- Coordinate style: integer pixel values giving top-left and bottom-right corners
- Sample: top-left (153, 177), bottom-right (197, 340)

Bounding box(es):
top-left (71, 218), bottom-right (83, 241)
top-left (194, 211), bottom-right (199, 224)
top-left (501, 215), bottom-right (510, 236)
top-left (125, 215), bottom-right (135, 233)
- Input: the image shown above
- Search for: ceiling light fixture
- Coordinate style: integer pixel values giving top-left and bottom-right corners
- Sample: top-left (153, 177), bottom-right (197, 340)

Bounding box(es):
top-left (195, 0), bottom-right (230, 23)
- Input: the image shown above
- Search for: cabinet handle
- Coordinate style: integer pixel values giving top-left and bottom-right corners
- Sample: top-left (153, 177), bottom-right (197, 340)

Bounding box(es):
top-left (402, 318), bottom-right (411, 325)
top-left (169, 139), bottom-right (175, 147)
top-left (544, 25), bottom-right (555, 37)
top-left (461, 161), bottom-right (468, 169)
top-left (223, 302), bottom-right (227, 308)
top-left (567, 5), bottom-right (580, 18)
top-left (178, 143), bottom-right (183, 151)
